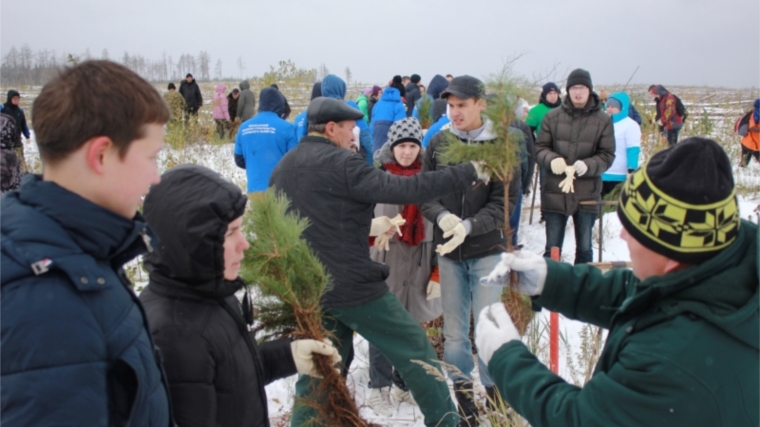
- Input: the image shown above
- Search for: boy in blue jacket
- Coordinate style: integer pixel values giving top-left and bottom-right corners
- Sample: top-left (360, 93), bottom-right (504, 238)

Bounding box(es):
top-left (1, 60), bottom-right (173, 427)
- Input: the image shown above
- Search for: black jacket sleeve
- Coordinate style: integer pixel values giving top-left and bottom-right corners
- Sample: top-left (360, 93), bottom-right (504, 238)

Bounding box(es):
top-left (257, 338), bottom-right (297, 385)
top-left (235, 154), bottom-right (246, 169)
top-left (345, 148), bottom-right (476, 206)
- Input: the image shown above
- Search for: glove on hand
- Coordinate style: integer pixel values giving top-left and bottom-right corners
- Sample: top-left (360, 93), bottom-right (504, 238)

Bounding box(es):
top-left (370, 214), bottom-right (405, 237)
top-left (558, 165), bottom-right (576, 193)
top-left (437, 213), bottom-right (462, 234)
top-left (290, 339), bottom-right (341, 378)
top-left (435, 222), bottom-right (466, 255)
top-left (476, 303), bottom-right (520, 366)
top-left (573, 160), bottom-right (588, 176)
top-left (471, 160), bottom-right (490, 185)
top-left (550, 157), bottom-right (567, 175)
top-left (480, 251), bottom-right (548, 296)
top-left (426, 266), bottom-right (441, 300)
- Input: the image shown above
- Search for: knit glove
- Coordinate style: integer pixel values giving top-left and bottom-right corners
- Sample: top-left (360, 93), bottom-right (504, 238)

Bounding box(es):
top-left (476, 303), bottom-right (520, 366)
top-left (480, 251), bottom-right (547, 296)
top-left (290, 339), bottom-right (341, 378)
top-left (573, 160), bottom-right (588, 176)
top-left (558, 165), bottom-right (576, 193)
top-left (437, 213), bottom-right (462, 234)
top-left (436, 222), bottom-right (467, 255)
top-left (470, 160), bottom-right (490, 185)
top-left (550, 157), bottom-right (567, 175)
top-left (426, 266), bottom-right (441, 300)
top-left (370, 214), bottom-right (405, 237)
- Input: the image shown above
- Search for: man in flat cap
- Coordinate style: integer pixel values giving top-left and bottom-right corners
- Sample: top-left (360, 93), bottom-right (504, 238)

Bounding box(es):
top-left (270, 96), bottom-right (489, 427)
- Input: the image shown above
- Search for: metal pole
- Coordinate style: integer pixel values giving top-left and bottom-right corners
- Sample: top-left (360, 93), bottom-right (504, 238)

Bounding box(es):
top-left (550, 246), bottom-right (560, 374)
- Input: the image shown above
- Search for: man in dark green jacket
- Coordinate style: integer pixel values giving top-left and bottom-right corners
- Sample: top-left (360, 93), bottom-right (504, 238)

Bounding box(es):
top-left (477, 137), bottom-right (758, 427)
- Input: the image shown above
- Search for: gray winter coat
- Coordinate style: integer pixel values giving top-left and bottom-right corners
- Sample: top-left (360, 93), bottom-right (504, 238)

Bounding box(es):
top-left (237, 80), bottom-right (256, 122)
top-left (369, 144), bottom-right (441, 323)
top-left (535, 93), bottom-right (616, 215)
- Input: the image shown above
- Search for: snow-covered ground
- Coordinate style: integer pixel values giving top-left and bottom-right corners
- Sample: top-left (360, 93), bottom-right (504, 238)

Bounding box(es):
top-left (19, 128), bottom-right (760, 426)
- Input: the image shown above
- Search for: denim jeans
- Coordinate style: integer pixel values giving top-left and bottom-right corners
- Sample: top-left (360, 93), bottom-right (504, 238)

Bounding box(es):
top-left (509, 191), bottom-right (523, 247)
top-left (666, 125), bottom-right (682, 147)
top-left (438, 253), bottom-right (503, 387)
top-left (543, 210), bottom-right (597, 264)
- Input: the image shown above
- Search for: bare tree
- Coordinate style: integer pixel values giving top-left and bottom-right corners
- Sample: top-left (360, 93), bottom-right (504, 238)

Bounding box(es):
top-left (198, 51), bottom-right (211, 81)
top-left (237, 56), bottom-right (245, 80)
top-left (214, 59), bottom-right (223, 80)
top-left (345, 67), bottom-right (352, 87)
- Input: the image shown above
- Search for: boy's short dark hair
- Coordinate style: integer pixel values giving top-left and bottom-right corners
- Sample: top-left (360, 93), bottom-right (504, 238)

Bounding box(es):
top-left (33, 60), bottom-right (170, 164)
top-left (168, 82), bottom-right (176, 90)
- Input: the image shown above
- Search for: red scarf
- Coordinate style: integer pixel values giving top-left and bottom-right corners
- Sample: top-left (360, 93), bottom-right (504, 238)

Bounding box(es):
top-left (383, 160), bottom-right (425, 246)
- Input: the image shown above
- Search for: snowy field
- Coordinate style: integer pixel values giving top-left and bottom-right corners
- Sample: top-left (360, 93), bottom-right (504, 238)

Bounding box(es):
top-left (17, 121), bottom-right (760, 425)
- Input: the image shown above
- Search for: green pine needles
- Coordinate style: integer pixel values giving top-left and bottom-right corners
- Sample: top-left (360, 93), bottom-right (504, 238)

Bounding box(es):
top-left (240, 189), bottom-right (331, 341)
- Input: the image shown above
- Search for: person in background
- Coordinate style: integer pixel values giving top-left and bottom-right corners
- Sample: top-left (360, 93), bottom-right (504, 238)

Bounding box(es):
top-left (212, 83), bottom-right (230, 139)
top-left (601, 92), bottom-right (641, 198)
top-left (357, 87), bottom-right (371, 123)
top-left (1, 112), bottom-right (22, 193)
top-left (294, 82), bottom-right (322, 141)
top-left (525, 82), bottom-right (562, 223)
top-left (164, 82), bottom-right (186, 124)
top-left (369, 85), bottom-right (406, 153)
top-left (228, 88), bottom-right (240, 121)
top-left (535, 69), bottom-right (615, 264)
top-left (237, 80), bottom-right (256, 122)
top-left (179, 73), bottom-right (203, 119)
top-left (478, 137), bottom-right (758, 427)
top-left (650, 85), bottom-right (687, 146)
top-left (234, 87), bottom-right (297, 195)
top-left (270, 84), bottom-right (292, 120)
top-left (405, 74), bottom-right (422, 117)
top-left (2, 90), bottom-right (30, 172)
top-left (366, 118), bottom-right (443, 416)
top-left (140, 163), bottom-right (340, 427)
top-left (735, 98), bottom-right (760, 167)
top-left (367, 85), bottom-right (382, 123)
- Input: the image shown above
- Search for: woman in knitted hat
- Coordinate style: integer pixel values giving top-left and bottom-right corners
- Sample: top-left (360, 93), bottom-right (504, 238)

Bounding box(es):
top-left (601, 92), bottom-right (641, 198)
top-left (365, 117), bottom-right (442, 416)
top-left (735, 98), bottom-right (760, 167)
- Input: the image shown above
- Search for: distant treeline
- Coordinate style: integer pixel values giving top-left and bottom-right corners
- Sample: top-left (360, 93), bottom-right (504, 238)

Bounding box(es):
top-left (1, 45), bottom-right (233, 87)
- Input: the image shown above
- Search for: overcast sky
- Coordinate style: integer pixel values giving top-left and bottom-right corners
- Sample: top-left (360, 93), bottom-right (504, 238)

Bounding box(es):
top-left (2, 0), bottom-right (759, 89)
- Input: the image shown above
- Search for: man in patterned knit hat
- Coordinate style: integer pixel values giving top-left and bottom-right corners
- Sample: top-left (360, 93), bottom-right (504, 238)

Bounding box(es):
top-left (477, 137), bottom-right (758, 427)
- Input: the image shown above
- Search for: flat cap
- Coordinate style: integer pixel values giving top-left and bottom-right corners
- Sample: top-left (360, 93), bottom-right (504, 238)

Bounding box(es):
top-left (442, 75), bottom-right (485, 100)
top-left (307, 96), bottom-right (364, 125)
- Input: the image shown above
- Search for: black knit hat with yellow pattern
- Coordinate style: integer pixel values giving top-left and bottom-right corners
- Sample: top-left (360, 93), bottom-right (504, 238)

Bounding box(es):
top-left (617, 137), bottom-right (740, 264)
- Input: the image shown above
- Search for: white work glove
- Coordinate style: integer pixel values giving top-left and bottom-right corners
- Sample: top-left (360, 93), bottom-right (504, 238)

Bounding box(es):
top-left (550, 157), bottom-right (567, 175)
top-left (573, 160), bottom-right (588, 176)
top-left (476, 303), bottom-right (520, 366)
top-left (290, 339), bottom-right (341, 378)
top-left (426, 266), bottom-right (441, 300)
top-left (470, 160), bottom-right (490, 184)
top-left (480, 251), bottom-right (548, 296)
top-left (558, 165), bottom-right (576, 193)
top-left (436, 222), bottom-right (466, 255)
top-left (370, 214), bottom-right (405, 237)
top-left (437, 213), bottom-right (462, 234)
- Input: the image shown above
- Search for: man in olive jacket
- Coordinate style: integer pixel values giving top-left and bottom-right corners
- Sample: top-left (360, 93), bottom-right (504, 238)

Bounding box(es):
top-left (477, 137), bottom-right (758, 427)
top-left (270, 96), bottom-right (488, 427)
top-left (535, 69), bottom-right (615, 264)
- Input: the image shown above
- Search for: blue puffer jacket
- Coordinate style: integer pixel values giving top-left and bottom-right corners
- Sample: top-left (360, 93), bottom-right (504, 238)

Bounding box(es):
top-left (422, 115), bottom-right (450, 148)
top-left (321, 74), bottom-right (373, 164)
top-left (369, 87), bottom-right (407, 153)
top-left (1, 176), bottom-right (172, 427)
top-left (235, 87), bottom-right (298, 193)
top-left (295, 82), bottom-right (323, 142)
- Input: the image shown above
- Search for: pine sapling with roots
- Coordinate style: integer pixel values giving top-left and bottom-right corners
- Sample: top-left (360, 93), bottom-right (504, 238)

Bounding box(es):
top-left (240, 189), bottom-right (375, 427)
top-left (438, 79), bottom-right (533, 333)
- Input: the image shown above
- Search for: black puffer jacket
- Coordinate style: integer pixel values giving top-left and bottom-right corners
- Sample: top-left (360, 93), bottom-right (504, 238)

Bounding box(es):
top-left (269, 135), bottom-right (478, 308)
top-left (2, 90), bottom-right (28, 146)
top-left (140, 164), bottom-right (296, 427)
top-left (179, 78), bottom-right (203, 109)
top-left (535, 93), bottom-right (615, 215)
top-left (421, 119), bottom-right (521, 261)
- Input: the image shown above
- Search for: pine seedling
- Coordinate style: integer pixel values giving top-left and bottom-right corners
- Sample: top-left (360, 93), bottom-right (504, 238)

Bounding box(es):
top-left (240, 189), bottom-right (374, 427)
top-left (418, 96), bottom-right (433, 129)
top-left (437, 77), bottom-right (533, 332)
